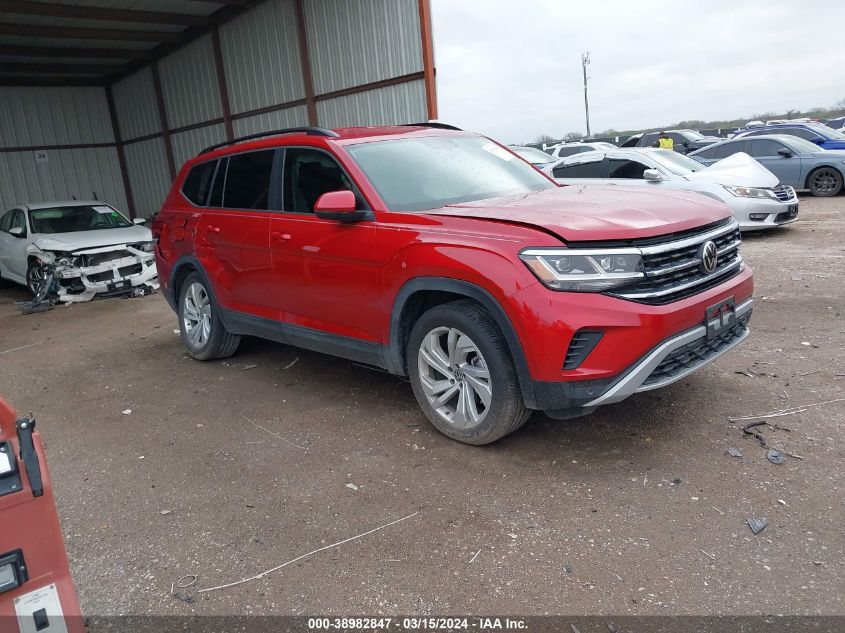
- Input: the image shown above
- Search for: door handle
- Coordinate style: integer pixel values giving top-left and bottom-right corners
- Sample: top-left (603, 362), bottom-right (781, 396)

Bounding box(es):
top-left (205, 225), bottom-right (220, 233)
top-left (271, 231), bottom-right (292, 242)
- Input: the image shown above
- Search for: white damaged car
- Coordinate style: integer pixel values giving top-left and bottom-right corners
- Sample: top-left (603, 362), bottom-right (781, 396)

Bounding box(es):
top-left (0, 201), bottom-right (158, 301)
top-left (547, 148), bottom-right (799, 231)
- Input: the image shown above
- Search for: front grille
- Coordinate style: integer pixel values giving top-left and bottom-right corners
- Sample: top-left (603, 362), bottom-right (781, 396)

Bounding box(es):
top-left (643, 312), bottom-right (751, 386)
top-left (118, 263), bottom-right (143, 277)
top-left (87, 270), bottom-right (113, 283)
top-left (771, 185), bottom-right (796, 202)
top-left (82, 250), bottom-right (131, 267)
top-left (608, 219), bottom-right (743, 305)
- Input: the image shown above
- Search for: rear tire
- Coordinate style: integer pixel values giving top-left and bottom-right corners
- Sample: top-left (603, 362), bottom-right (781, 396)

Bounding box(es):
top-left (407, 300), bottom-right (530, 445)
top-left (807, 167), bottom-right (843, 197)
top-left (178, 272), bottom-right (240, 360)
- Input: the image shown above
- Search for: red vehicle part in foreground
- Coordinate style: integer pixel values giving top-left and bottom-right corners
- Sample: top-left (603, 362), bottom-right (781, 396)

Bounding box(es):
top-left (0, 397), bottom-right (84, 633)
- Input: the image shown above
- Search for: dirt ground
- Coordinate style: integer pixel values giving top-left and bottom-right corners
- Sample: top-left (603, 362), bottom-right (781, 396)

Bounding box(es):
top-left (0, 195), bottom-right (843, 618)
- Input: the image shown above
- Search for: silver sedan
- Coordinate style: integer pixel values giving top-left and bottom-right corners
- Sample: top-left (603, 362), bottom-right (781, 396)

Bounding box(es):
top-left (548, 148), bottom-right (799, 231)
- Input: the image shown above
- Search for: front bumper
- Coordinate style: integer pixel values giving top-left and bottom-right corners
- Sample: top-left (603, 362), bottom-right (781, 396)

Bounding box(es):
top-left (584, 298), bottom-right (752, 407)
top-left (728, 196), bottom-right (798, 231)
top-left (53, 245), bottom-right (159, 302)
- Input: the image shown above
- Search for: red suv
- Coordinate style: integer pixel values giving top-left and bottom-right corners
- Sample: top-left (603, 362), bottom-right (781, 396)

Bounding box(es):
top-left (153, 124), bottom-right (753, 444)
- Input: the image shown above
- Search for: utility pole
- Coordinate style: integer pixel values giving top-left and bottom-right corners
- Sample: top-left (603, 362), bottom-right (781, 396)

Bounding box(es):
top-left (581, 51), bottom-right (591, 138)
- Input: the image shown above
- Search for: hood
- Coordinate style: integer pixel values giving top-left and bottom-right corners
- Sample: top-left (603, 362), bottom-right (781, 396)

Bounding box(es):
top-left (812, 149), bottom-right (845, 159)
top-left (684, 151), bottom-right (778, 187)
top-left (33, 225), bottom-right (153, 253)
top-left (420, 186), bottom-right (731, 242)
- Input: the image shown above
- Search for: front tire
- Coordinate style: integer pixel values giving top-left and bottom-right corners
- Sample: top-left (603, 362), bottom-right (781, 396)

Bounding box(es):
top-left (178, 272), bottom-right (240, 360)
top-left (26, 259), bottom-right (43, 295)
top-left (407, 301), bottom-right (530, 445)
top-left (808, 167), bottom-right (843, 197)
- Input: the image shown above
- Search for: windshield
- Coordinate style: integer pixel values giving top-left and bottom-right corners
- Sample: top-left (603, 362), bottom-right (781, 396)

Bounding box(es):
top-left (808, 123), bottom-right (845, 139)
top-left (512, 146), bottom-right (556, 164)
top-left (28, 204), bottom-right (132, 234)
top-left (680, 130), bottom-right (705, 141)
top-left (651, 150), bottom-right (705, 175)
top-left (782, 136), bottom-right (826, 154)
top-left (345, 135), bottom-right (555, 211)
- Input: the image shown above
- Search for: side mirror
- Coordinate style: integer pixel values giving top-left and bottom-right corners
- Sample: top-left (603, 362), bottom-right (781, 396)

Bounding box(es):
top-left (643, 169), bottom-right (664, 182)
top-left (314, 190), bottom-right (367, 223)
top-left (777, 148), bottom-right (792, 158)
top-left (8, 226), bottom-right (24, 237)
top-left (133, 218), bottom-right (146, 225)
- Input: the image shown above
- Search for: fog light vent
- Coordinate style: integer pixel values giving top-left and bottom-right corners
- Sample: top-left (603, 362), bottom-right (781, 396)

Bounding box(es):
top-left (563, 330), bottom-right (604, 370)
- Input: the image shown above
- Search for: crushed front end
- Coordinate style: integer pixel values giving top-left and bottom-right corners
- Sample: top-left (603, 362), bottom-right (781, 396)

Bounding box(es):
top-left (31, 242), bottom-right (159, 303)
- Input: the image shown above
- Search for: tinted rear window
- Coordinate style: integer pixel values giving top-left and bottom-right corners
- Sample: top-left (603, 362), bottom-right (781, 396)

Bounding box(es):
top-left (182, 160), bottom-right (217, 206)
top-left (555, 160), bottom-right (604, 179)
top-left (223, 150), bottom-right (276, 210)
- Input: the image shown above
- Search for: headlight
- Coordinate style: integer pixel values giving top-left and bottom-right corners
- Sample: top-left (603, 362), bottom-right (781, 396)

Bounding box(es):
top-left (136, 242), bottom-right (156, 253)
top-left (519, 248), bottom-right (644, 291)
top-left (47, 251), bottom-right (81, 268)
top-left (724, 186), bottom-right (774, 199)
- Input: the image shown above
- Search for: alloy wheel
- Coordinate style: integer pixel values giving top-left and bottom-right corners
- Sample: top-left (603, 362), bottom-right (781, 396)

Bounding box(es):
top-left (811, 168), bottom-right (841, 195)
top-left (27, 266), bottom-right (42, 294)
top-left (417, 326), bottom-right (492, 429)
top-left (182, 282), bottom-right (212, 347)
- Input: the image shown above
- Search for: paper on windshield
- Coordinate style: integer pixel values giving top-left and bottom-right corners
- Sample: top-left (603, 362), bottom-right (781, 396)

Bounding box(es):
top-left (93, 205), bottom-right (116, 214)
top-left (686, 152), bottom-right (778, 188)
top-left (482, 142), bottom-right (514, 161)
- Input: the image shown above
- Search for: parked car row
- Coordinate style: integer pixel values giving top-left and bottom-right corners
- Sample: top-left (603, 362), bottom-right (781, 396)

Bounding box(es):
top-left (689, 134), bottom-right (845, 197)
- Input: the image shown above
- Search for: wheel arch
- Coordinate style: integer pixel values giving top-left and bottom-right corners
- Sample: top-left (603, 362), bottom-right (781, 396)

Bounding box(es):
top-left (385, 277), bottom-right (537, 409)
top-left (805, 164), bottom-right (845, 190)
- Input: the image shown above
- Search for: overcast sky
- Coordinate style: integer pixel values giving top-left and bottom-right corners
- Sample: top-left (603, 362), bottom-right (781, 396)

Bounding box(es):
top-left (430, 1), bottom-right (845, 144)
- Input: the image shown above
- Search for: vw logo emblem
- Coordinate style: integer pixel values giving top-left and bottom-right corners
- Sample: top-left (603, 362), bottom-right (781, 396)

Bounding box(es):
top-left (699, 240), bottom-right (718, 274)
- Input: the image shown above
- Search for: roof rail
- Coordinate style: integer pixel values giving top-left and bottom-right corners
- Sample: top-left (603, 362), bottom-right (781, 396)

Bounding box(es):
top-left (199, 127), bottom-right (339, 155)
top-left (402, 122), bottom-right (463, 131)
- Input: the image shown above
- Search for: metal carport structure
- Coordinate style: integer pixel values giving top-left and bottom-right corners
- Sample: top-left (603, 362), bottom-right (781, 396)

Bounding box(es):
top-left (0, 0), bottom-right (438, 217)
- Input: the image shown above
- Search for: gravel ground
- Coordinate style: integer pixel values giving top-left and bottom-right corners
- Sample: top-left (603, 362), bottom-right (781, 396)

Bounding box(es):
top-left (0, 194), bottom-right (842, 617)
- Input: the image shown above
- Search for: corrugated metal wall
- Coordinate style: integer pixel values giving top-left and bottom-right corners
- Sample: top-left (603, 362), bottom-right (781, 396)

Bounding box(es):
top-left (171, 124), bottom-right (227, 167)
top-left (317, 80), bottom-right (427, 128)
top-left (305, 0), bottom-right (423, 94)
top-left (159, 34), bottom-right (223, 129)
top-left (111, 67), bottom-right (160, 141)
top-left (0, 148), bottom-right (128, 213)
top-left (123, 139), bottom-right (171, 219)
top-left (220, 0), bottom-right (305, 115)
top-left (0, 86), bottom-right (129, 213)
top-left (233, 107), bottom-right (309, 137)
top-left (0, 86), bottom-right (114, 146)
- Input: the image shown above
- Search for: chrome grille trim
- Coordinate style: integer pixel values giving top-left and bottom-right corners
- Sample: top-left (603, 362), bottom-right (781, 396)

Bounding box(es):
top-left (638, 219), bottom-right (739, 255)
top-left (616, 256), bottom-right (743, 300)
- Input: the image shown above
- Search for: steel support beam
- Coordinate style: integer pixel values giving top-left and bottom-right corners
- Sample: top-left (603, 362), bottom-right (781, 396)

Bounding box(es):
top-left (210, 25), bottom-right (234, 141)
top-left (0, 44), bottom-right (153, 59)
top-left (0, 1), bottom-right (209, 26)
top-left (293, 0), bottom-right (318, 125)
top-left (0, 62), bottom-right (126, 75)
top-left (417, 0), bottom-right (438, 120)
top-left (0, 23), bottom-right (182, 42)
top-left (105, 85), bottom-right (137, 219)
top-left (151, 60), bottom-right (177, 181)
